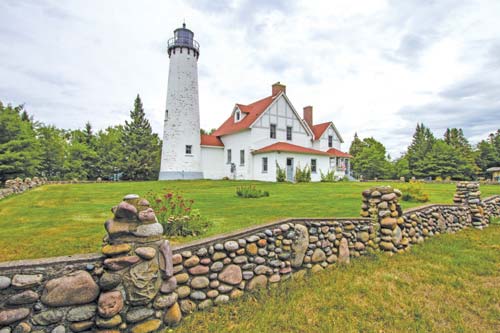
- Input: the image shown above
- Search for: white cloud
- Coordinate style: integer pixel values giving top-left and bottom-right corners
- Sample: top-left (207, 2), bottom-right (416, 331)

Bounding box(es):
top-left (0, 0), bottom-right (499, 157)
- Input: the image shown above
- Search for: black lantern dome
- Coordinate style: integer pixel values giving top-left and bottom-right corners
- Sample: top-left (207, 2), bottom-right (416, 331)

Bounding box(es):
top-left (167, 23), bottom-right (200, 57)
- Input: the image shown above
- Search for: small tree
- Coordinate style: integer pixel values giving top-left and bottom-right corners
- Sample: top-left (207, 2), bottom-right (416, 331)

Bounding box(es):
top-left (121, 95), bottom-right (161, 180)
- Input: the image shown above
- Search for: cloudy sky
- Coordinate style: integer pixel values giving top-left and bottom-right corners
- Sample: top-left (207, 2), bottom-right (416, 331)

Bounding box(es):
top-left (1, 0), bottom-right (499, 157)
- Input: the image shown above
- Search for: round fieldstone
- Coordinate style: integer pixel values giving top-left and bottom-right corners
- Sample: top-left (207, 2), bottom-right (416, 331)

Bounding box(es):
top-left (153, 293), bottom-right (178, 310)
top-left (214, 295), bottom-right (230, 305)
top-left (177, 286), bottom-right (191, 298)
top-left (214, 243), bottom-right (224, 250)
top-left (96, 314), bottom-right (122, 328)
top-left (134, 247), bottom-right (156, 260)
top-left (218, 264), bottom-right (242, 285)
top-left (247, 275), bottom-right (268, 290)
top-left (160, 276), bottom-right (177, 294)
top-left (0, 308), bottom-right (30, 326)
top-left (51, 325), bottom-right (65, 333)
top-left (126, 307), bottom-right (154, 323)
top-left (32, 309), bottom-right (64, 326)
top-left (66, 305), bottom-right (97, 322)
top-left (8, 290), bottom-right (39, 305)
top-left (196, 247), bottom-right (208, 257)
top-left (190, 291), bottom-right (206, 301)
top-left (175, 273), bottom-right (189, 284)
top-left (233, 256), bottom-right (247, 264)
top-left (210, 261), bottom-right (224, 272)
top-left (188, 265), bottom-right (209, 275)
top-left (246, 243), bottom-right (258, 256)
top-left (198, 299), bottom-right (213, 310)
top-left (212, 252), bottom-right (227, 261)
top-left (99, 272), bottom-right (122, 291)
top-left (98, 290), bottom-right (124, 318)
top-left (0, 276), bottom-right (11, 290)
top-left (12, 274), bottom-right (43, 289)
top-left (242, 271), bottom-right (254, 280)
top-left (183, 255), bottom-right (200, 268)
top-left (207, 290), bottom-right (219, 298)
top-left (13, 322), bottom-right (31, 333)
top-left (164, 302), bottom-right (182, 326)
top-left (102, 243), bottom-right (131, 256)
top-left (254, 265), bottom-right (272, 275)
top-left (69, 321), bottom-right (93, 332)
top-left (179, 300), bottom-right (197, 314)
top-left (224, 241), bottom-right (239, 252)
top-left (217, 284), bottom-right (233, 293)
top-left (191, 276), bottom-right (209, 289)
top-left (130, 319), bottom-right (161, 333)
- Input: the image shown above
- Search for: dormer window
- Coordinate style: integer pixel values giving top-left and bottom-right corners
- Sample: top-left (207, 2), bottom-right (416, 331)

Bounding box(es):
top-left (328, 135), bottom-right (333, 148)
top-left (235, 110), bottom-right (241, 122)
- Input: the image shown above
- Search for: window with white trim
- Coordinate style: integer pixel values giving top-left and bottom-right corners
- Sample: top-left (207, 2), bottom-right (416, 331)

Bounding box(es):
top-left (286, 126), bottom-right (292, 141)
top-left (240, 149), bottom-right (245, 165)
top-left (262, 157), bottom-right (268, 173)
top-left (311, 159), bottom-right (317, 173)
top-left (227, 149), bottom-right (232, 164)
top-left (270, 124), bottom-right (276, 139)
top-left (328, 135), bottom-right (333, 148)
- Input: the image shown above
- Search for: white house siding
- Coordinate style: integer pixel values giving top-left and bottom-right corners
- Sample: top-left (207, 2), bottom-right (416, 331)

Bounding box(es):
top-left (200, 146), bottom-right (225, 179)
top-left (312, 125), bottom-right (342, 151)
top-left (219, 130), bottom-right (253, 180)
top-left (250, 95), bottom-right (312, 149)
top-left (160, 47), bottom-right (203, 179)
top-left (252, 152), bottom-right (329, 182)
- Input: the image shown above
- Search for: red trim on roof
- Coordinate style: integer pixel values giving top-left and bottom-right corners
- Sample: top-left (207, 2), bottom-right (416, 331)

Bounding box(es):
top-left (253, 142), bottom-right (330, 156)
top-left (212, 94), bottom-right (276, 136)
top-left (200, 134), bottom-right (224, 147)
top-left (311, 122), bottom-right (331, 140)
top-left (326, 148), bottom-right (352, 158)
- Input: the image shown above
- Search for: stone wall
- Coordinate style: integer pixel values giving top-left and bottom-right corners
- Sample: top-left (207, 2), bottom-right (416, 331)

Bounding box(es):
top-left (0, 184), bottom-right (499, 333)
top-left (0, 178), bottom-right (47, 200)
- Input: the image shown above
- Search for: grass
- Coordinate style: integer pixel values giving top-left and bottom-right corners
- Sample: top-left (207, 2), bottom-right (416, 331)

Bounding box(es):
top-left (0, 180), bottom-right (498, 261)
top-left (173, 221), bottom-right (500, 333)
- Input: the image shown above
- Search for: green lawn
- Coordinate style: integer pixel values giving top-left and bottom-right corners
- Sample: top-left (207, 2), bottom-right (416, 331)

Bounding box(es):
top-left (173, 222), bottom-right (500, 333)
top-left (0, 180), bottom-right (498, 261)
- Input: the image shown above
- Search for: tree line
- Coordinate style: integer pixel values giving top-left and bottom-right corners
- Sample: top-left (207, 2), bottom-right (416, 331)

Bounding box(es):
top-left (349, 124), bottom-right (500, 180)
top-left (0, 95), bottom-right (161, 183)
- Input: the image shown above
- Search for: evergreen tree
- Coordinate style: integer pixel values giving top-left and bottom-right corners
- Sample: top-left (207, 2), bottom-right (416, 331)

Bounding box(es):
top-left (407, 123), bottom-right (435, 178)
top-left (94, 126), bottom-right (125, 179)
top-left (37, 125), bottom-right (67, 179)
top-left (63, 129), bottom-right (98, 180)
top-left (349, 132), bottom-right (364, 157)
top-left (121, 95), bottom-right (161, 180)
top-left (0, 103), bottom-right (41, 182)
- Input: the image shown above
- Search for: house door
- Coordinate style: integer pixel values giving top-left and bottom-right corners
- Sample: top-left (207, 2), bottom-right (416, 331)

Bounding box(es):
top-left (286, 158), bottom-right (294, 182)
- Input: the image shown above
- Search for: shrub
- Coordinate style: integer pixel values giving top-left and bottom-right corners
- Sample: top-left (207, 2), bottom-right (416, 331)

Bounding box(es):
top-left (276, 163), bottom-right (286, 182)
top-left (236, 185), bottom-right (269, 198)
top-left (320, 170), bottom-right (335, 182)
top-left (399, 181), bottom-right (429, 202)
top-left (435, 176), bottom-right (443, 182)
top-left (146, 190), bottom-right (211, 237)
top-left (295, 165), bottom-right (311, 183)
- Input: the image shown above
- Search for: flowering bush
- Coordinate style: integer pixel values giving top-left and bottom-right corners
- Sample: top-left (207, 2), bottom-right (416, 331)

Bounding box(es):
top-left (146, 190), bottom-right (211, 237)
top-left (399, 181), bottom-right (429, 203)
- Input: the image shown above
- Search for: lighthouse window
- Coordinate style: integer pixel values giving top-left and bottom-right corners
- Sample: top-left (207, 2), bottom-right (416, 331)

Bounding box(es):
top-left (185, 145), bottom-right (192, 154)
top-left (270, 124), bottom-right (277, 139)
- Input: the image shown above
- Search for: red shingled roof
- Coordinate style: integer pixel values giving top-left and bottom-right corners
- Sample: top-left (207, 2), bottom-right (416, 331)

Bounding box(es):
top-left (327, 148), bottom-right (352, 158)
top-left (200, 134), bottom-right (224, 147)
top-left (311, 122), bottom-right (331, 140)
top-left (212, 94), bottom-right (276, 136)
top-left (253, 142), bottom-right (330, 156)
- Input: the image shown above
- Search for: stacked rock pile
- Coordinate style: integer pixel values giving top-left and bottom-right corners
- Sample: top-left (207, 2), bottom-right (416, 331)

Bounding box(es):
top-left (454, 182), bottom-right (487, 229)
top-left (401, 205), bottom-right (470, 244)
top-left (361, 186), bottom-right (405, 253)
top-left (168, 218), bottom-right (374, 316)
top-left (99, 193), bottom-right (180, 332)
top-left (483, 195), bottom-right (500, 221)
top-left (0, 177), bottom-right (47, 200)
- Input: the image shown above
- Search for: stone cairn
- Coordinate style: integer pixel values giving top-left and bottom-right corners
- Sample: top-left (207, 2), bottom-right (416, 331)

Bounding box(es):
top-left (361, 186), bottom-right (407, 254)
top-left (0, 177), bottom-right (47, 200)
top-left (453, 182), bottom-right (487, 229)
top-left (99, 194), bottom-right (181, 332)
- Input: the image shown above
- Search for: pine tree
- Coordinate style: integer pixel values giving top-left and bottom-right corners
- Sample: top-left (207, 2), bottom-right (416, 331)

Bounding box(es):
top-left (120, 95), bottom-right (161, 180)
top-left (37, 125), bottom-right (67, 179)
top-left (0, 103), bottom-right (41, 182)
top-left (407, 123), bottom-right (435, 178)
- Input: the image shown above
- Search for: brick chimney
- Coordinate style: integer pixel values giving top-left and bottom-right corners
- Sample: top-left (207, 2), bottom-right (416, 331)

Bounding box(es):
top-left (272, 82), bottom-right (286, 96)
top-left (303, 106), bottom-right (313, 128)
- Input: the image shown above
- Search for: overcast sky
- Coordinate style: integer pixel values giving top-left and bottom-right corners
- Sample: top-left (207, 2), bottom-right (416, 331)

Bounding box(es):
top-left (1, 0), bottom-right (499, 157)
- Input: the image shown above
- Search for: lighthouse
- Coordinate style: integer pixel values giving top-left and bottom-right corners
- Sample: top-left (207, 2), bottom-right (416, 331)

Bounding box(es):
top-left (159, 23), bottom-right (203, 180)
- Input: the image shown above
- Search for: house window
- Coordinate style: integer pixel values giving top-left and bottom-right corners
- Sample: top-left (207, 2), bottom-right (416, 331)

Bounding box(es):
top-left (311, 159), bottom-right (317, 173)
top-left (227, 149), bottom-right (232, 164)
top-left (328, 135), bottom-right (333, 148)
top-left (270, 124), bottom-right (276, 139)
top-left (185, 145), bottom-right (192, 154)
top-left (286, 126), bottom-right (292, 141)
top-left (240, 149), bottom-right (245, 165)
top-left (262, 157), bottom-right (268, 173)
top-left (235, 111), bottom-right (240, 122)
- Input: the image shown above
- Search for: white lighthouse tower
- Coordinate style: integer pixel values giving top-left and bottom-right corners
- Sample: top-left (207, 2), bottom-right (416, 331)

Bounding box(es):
top-left (159, 23), bottom-right (203, 180)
